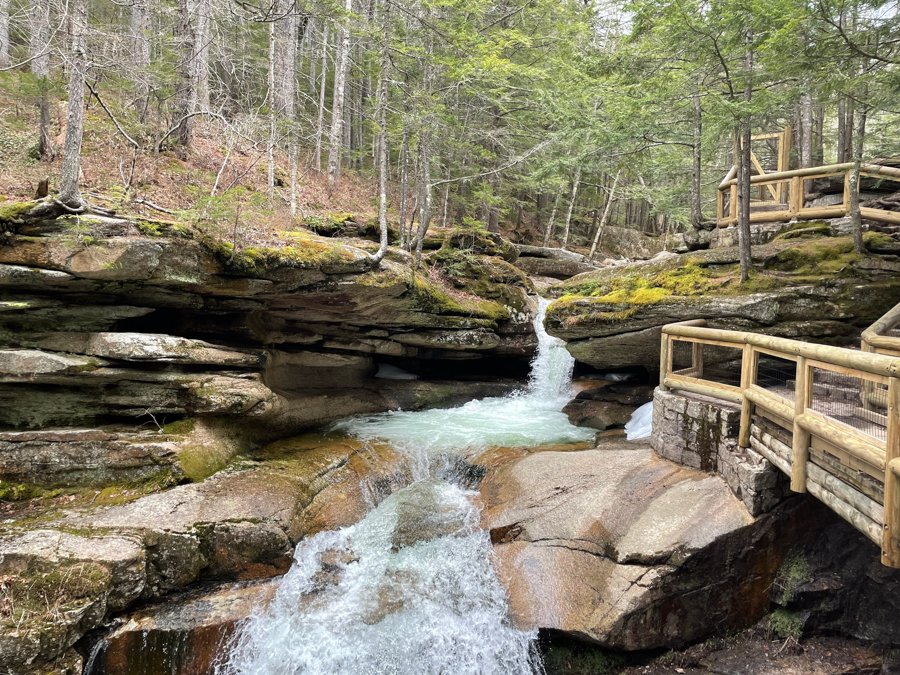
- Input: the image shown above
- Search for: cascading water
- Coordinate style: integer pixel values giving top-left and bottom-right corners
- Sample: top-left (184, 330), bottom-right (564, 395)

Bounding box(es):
top-left (217, 298), bottom-right (593, 675)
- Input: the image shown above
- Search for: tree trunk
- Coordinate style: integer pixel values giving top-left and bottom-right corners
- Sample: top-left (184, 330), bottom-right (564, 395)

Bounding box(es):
top-left (561, 167), bottom-right (581, 250)
top-left (274, 1), bottom-right (297, 119)
top-left (398, 127), bottom-right (411, 250)
top-left (413, 131), bottom-right (433, 264)
top-left (59, 0), bottom-right (87, 207)
top-left (174, 1), bottom-right (196, 147)
top-left (0, 0), bottom-right (9, 68)
top-left (370, 4), bottom-right (390, 266)
top-left (813, 104), bottom-right (824, 165)
top-left (194, 0), bottom-right (211, 110)
top-left (690, 93), bottom-right (703, 228)
top-left (589, 170), bottom-right (619, 261)
top-left (130, 0), bottom-right (151, 120)
top-left (849, 103), bottom-right (868, 255)
top-left (327, 0), bottom-right (352, 189)
top-left (267, 19), bottom-right (276, 200)
top-left (799, 93), bottom-right (813, 169)
top-left (314, 24), bottom-right (328, 172)
top-left (32, 0), bottom-right (54, 161)
top-left (736, 31), bottom-right (753, 284)
top-left (542, 179), bottom-right (564, 247)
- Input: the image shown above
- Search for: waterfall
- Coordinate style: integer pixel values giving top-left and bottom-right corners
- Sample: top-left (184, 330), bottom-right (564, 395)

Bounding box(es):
top-left (218, 297), bottom-right (592, 675)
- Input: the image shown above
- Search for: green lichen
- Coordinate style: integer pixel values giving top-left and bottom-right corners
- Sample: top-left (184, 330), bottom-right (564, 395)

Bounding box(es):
top-left (177, 443), bottom-right (229, 483)
top-left (215, 237), bottom-right (353, 275)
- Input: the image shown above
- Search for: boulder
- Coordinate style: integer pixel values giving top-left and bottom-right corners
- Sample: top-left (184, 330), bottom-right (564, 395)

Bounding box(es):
top-left (481, 446), bottom-right (820, 650)
top-left (561, 399), bottom-right (635, 430)
top-left (593, 225), bottom-right (666, 260)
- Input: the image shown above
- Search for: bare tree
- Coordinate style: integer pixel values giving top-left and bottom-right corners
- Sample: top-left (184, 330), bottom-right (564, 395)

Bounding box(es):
top-left (327, 0), bottom-right (352, 188)
top-left (589, 170), bottom-right (619, 261)
top-left (561, 167), bottom-right (581, 250)
top-left (174, 1), bottom-right (196, 147)
top-left (370, 0), bottom-right (390, 266)
top-left (59, 0), bottom-right (87, 207)
top-left (31, 0), bottom-right (53, 161)
top-left (194, 0), bottom-right (211, 110)
top-left (690, 94), bottom-right (703, 228)
top-left (130, 0), bottom-right (151, 119)
top-left (314, 23), bottom-right (328, 172)
top-left (0, 0), bottom-right (10, 68)
top-left (542, 179), bottom-right (564, 247)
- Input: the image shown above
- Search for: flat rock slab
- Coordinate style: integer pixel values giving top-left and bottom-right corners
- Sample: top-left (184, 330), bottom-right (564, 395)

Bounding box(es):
top-left (480, 447), bottom-right (810, 650)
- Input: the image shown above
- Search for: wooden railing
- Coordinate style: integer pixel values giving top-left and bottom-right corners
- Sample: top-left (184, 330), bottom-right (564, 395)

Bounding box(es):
top-left (660, 321), bottom-right (900, 568)
top-left (863, 302), bottom-right (900, 359)
top-left (716, 162), bottom-right (900, 228)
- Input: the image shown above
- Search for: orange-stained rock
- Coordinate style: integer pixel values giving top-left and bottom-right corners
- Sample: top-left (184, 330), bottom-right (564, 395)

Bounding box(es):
top-left (481, 446), bottom-right (822, 650)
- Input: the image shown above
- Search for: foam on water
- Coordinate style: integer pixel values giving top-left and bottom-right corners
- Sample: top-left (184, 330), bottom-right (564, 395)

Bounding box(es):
top-left (218, 298), bottom-right (591, 675)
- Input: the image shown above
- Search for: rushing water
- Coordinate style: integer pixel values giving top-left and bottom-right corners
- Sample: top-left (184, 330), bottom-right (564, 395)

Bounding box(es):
top-left (218, 298), bottom-right (594, 675)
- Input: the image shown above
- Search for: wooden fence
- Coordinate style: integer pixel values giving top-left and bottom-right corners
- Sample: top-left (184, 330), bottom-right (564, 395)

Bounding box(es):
top-left (659, 312), bottom-right (900, 568)
top-left (716, 162), bottom-right (900, 228)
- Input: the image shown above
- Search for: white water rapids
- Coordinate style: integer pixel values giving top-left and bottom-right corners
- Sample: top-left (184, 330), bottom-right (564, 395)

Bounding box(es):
top-left (218, 298), bottom-right (595, 675)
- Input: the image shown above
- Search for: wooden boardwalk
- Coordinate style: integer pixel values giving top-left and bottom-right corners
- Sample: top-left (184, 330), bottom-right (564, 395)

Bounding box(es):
top-left (659, 302), bottom-right (900, 568)
top-left (716, 162), bottom-right (900, 228)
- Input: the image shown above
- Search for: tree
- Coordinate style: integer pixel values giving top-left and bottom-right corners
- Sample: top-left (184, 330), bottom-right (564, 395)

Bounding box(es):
top-left (31, 0), bottom-right (53, 161)
top-left (0, 0), bottom-right (10, 69)
top-left (327, 0), bottom-right (352, 189)
top-left (130, 0), bottom-right (151, 119)
top-left (59, 0), bottom-right (88, 207)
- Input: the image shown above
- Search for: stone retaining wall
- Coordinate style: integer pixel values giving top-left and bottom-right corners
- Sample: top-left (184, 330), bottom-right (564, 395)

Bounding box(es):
top-left (650, 387), bottom-right (787, 516)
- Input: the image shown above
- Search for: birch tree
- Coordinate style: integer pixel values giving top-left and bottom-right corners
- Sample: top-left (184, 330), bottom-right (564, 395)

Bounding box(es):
top-left (0, 0), bottom-right (10, 68)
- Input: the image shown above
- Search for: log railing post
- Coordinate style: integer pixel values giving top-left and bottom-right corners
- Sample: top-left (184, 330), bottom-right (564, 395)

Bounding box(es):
top-left (789, 176), bottom-right (802, 215)
top-left (730, 184), bottom-right (738, 223)
top-left (844, 171), bottom-right (852, 216)
top-left (692, 341), bottom-right (703, 379)
top-left (717, 189), bottom-right (724, 225)
top-left (738, 344), bottom-right (754, 449)
top-left (791, 357), bottom-right (811, 493)
top-left (884, 378), bottom-right (900, 567)
top-left (659, 334), bottom-right (670, 392)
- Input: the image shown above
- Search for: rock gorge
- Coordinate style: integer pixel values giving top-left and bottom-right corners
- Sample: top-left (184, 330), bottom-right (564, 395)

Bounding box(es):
top-left (1, 208), bottom-right (900, 674)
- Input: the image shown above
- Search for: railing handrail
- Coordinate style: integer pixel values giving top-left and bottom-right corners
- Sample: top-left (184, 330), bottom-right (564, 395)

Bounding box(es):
top-left (717, 162), bottom-right (900, 191)
top-left (862, 301), bottom-right (900, 354)
top-left (663, 324), bottom-right (900, 379)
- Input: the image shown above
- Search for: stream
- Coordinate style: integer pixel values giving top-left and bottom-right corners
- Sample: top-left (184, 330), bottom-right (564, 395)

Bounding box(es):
top-left (214, 298), bottom-right (595, 674)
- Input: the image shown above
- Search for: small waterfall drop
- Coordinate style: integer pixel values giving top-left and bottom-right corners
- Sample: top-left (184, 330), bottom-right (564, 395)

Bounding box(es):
top-left (218, 296), bottom-right (592, 675)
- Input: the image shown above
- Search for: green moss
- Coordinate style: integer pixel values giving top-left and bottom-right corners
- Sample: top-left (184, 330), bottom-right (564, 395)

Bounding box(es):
top-left (0, 481), bottom-right (62, 501)
top-left (177, 444), bottom-right (229, 482)
top-left (213, 236), bottom-right (354, 275)
top-left (773, 549), bottom-right (810, 606)
top-left (162, 418), bottom-right (196, 435)
top-left (0, 199), bottom-right (36, 227)
top-left (774, 221), bottom-right (832, 240)
top-left (766, 608), bottom-right (804, 640)
top-left (864, 231), bottom-right (898, 251)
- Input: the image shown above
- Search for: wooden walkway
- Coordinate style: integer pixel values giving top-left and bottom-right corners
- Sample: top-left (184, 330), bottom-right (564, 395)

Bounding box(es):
top-left (716, 162), bottom-right (900, 228)
top-left (659, 302), bottom-right (900, 568)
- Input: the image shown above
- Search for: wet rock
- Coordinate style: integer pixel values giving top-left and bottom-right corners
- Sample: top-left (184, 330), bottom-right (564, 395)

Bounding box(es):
top-left (391, 479), bottom-right (472, 551)
top-left (86, 581), bottom-right (279, 675)
top-left (481, 446), bottom-right (821, 650)
top-left (562, 398), bottom-right (635, 430)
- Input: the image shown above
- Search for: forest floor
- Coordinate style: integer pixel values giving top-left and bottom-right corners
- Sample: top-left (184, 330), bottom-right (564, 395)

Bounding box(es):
top-left (0, 88), bottom-right (550, 251)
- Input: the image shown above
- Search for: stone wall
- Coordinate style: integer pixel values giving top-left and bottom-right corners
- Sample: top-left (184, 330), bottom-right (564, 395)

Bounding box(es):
top-left (650, 388), bottom-right (787, 516)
